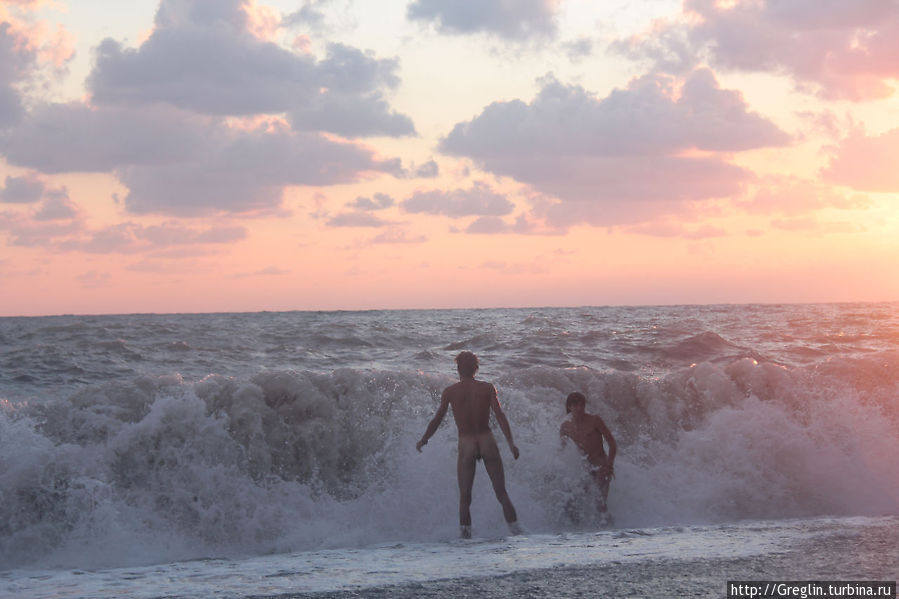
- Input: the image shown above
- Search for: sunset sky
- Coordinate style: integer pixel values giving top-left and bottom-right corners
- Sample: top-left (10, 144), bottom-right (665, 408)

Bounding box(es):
top-left (2, 0), bottom-right (898, 316)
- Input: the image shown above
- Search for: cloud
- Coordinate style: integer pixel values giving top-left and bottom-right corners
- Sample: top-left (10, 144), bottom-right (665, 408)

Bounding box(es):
top-left (0, 203), bottom-right (84, 247)
top-left (0, 5), bottom-right (76, 128)
top-left (464, 215), bottom-right (508, 234)
top-left (86, 1), bottom-right (413, 137)
top-left (617, 0), bottom-right (899, 101)
top-left (288, 89), bottom-right (415, 138)
top-left (406, 0), bottom-right (560, 40)
top-left (563, 36), bottom-right (593, 62)
top-left (117, 127), bottom-right (401, 215)
top-left (401, 181), bottom-right (514, 217)
top-left (368, 228), bottom-right (427, 244)
top-left (462, 213), bottom-right (557, 235)
top-left (347, 193), bottom-right (394, 210)
top-left (444, 70), bottom-right (788, 159)
top-left (821, 128), bottom-right (899, 192)
top-left (740, 175), bottom-right (872, 214)
top-left (411, 159), bottom-right (439, 178)
top-left (441, 70), bottom-right (787, 227)
top-left (71, 221), bottom-right (248, 253)
top-left (326, 212), bottom-right (393, 227)
top-left (282, 1), bottom-right (328, 29)
top-left (2, 102), bottom-right (402, 215)
top-left (2, 103), bottom-right (209, 173)
top-left (0, 173), bottom-right (62, 203)
top-left (0, 21), bottom-right (34, 127)
top-left (0, 200), bottom-right (248, 252)
top-left (33, 196), bottom-right (79, 221)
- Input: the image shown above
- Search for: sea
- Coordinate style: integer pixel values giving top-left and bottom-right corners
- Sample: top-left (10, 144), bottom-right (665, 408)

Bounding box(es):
top-left (1, 303), bottom-right (897, 598)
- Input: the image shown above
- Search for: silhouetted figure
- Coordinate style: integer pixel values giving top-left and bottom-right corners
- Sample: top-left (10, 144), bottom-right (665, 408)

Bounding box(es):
top-left (417, 351), bottom-right (521, 538)
top-left (560, 392), bottom-right (617, 522)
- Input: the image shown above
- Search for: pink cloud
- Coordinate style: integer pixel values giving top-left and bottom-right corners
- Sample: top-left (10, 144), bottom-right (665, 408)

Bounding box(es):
top-left (441, 69), bottom-right (785, 228)
top-left (740, 176), bottom-right (872, 214)
top-left (821, 128), bottom-right (899, 192)
top-left (0, 205), bottom-right (83, 247)
top-left (620, 0), bottom-right (899, 101)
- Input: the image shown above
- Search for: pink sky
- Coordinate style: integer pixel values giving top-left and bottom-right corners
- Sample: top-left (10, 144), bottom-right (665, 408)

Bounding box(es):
top-left (1, 0), bottom-right (898, 316)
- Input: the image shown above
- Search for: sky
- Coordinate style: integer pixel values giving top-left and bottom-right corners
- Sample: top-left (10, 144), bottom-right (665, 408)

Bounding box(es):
top-left (1, 0), bottom-right (898, 316)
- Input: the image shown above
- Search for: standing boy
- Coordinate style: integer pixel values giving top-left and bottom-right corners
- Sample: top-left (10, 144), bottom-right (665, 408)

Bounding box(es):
top-left (417, 351), bottom-right (521, 538)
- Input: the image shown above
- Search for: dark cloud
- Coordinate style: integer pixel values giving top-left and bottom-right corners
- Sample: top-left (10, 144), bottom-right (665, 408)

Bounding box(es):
top-left (87, 0), bottom-right (413, 137)
top-left (401, 181), bottom-right (514, 217)
top-left (406, 0), bottom-right (559, 40)
top-left (616, 0), bottom-right (899, 101)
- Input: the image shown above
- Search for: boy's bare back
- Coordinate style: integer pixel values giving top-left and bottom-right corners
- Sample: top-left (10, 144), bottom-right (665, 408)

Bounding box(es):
top-left (443, 379), bottom-right (496, 437)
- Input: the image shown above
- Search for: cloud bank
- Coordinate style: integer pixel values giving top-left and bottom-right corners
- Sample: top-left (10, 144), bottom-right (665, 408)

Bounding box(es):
top-left (441, 70), bottom-right (789, 227)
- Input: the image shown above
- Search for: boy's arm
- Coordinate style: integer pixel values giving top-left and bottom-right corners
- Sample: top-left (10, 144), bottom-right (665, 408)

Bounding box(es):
top-left (490, 386), bottom-right (520, 459)
top-left (417, 391), bottom-right (449, 451)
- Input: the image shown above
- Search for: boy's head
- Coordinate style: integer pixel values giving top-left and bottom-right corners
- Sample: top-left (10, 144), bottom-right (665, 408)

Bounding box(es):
top-left (565, 391), bottom-right (586, 414)
top-left (455, 351), bottom-right (479, 377)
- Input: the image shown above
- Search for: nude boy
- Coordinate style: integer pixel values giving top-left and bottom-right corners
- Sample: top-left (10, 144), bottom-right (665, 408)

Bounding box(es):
top-left (560, 392), bottom-right (617, 518)
top-left (416, 351), bottom-right (521, 538)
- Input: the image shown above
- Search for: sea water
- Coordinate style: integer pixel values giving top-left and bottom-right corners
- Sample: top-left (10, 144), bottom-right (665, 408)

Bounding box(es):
top-left (1, 304), bottom-right (897, 597)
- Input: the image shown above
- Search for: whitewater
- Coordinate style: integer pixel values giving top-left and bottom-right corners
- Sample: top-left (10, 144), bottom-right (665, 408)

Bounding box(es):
top-left (1, 303), bottom-right (897, 597)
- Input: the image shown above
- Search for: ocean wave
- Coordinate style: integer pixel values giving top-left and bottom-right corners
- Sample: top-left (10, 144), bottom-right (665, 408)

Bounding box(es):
top-left (2, 353), bottom-right (896, 570)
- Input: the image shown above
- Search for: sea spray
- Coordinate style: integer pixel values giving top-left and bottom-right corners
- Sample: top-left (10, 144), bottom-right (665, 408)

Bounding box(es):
top-left (2, 347), bottom-right (897, 570)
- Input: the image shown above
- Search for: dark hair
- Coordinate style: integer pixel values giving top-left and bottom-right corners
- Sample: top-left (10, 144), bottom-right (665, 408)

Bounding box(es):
top-left (455, 351), bottom-right (479, 377)
top-left (565, 391), bottom-right (586, 414)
